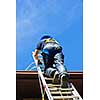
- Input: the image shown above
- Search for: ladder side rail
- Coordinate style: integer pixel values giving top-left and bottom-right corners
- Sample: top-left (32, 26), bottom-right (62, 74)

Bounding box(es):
top-left (37, 67), bottom-right (54, 100)
top-left (71, 83), bottom-right (82, 100)
top-left (32, 52), bottom-right (53, 100)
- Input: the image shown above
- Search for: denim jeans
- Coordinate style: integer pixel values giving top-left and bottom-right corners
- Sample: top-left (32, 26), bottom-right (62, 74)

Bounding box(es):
top-left (42, 52), bottom-right (67, 77)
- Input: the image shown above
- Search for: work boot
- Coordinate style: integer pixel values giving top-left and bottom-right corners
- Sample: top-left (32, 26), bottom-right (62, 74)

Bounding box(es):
top-left (60, 74), bottom-right (69, 88)
top-left (52, 71), bottom-right (60, 84)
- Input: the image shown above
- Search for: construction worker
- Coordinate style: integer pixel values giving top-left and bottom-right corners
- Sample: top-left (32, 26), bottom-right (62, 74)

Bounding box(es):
top-left (33, 35), bottom-right (69, 88)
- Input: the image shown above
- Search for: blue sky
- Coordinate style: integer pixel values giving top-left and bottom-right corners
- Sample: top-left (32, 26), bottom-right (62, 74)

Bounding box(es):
top-left (16, 0), bottom-right (83, 71)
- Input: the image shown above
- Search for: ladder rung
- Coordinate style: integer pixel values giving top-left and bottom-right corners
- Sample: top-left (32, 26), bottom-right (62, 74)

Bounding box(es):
top-left (53, 95), bottom-right (79, 99)
top-left (49, 87), bottom-right (74, 91)
top-left (47, 84), bottom-right (61, 87)
top-left (51, 91), bottom-right (72, 94)
top-left (45, 77), bottom-right (53, 81)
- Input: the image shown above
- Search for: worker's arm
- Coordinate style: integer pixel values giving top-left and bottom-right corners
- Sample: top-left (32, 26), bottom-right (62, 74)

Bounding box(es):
top-left (32, 49), bottom-right (42, 65)
top-left (33, 49), bottom-right (40, 60)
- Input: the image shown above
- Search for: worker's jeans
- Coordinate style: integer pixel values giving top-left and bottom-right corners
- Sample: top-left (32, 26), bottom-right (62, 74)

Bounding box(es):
top-left (42, 52), bottom-right (67, 78)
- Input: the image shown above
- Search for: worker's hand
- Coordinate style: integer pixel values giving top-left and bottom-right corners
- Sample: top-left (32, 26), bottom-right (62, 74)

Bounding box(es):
top-left (38, 59), bottom-right (42, 65)
top-left (32, 52), bottom-right (35, 57)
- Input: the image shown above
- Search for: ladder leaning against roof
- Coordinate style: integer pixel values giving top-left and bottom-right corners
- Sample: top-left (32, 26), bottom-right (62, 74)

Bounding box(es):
top-left (32, 52), bottom-right (83, 100)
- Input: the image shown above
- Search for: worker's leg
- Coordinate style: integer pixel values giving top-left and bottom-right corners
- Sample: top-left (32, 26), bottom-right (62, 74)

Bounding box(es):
top-left (53, 52), bottom-right (69, 87)
top-left (44, 67), bottom-right (60, 84)
top-left (41, 52), bottom-right (57, 77)
top-left (45, 67), bottom-right (57, 77)
top-left (53, 52), bottom-right (66, 74)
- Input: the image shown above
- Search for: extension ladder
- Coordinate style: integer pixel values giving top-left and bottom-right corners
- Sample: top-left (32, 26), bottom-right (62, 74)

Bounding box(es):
top-left (31, 52), bottom-right (82, 100)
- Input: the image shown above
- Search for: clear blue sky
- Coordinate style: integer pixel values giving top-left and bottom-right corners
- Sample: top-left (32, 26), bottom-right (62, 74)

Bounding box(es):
top-left (16, 0), bottom-right (83, 71)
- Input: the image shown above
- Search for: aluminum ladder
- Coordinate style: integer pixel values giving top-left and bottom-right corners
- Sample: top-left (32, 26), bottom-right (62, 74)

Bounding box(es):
top-left (31, 52), bottom-right (83, 100)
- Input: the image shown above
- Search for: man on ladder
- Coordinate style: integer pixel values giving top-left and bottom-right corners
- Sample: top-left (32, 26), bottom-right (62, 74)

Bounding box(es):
top-left (33, 35), bottom-right (69, 88)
